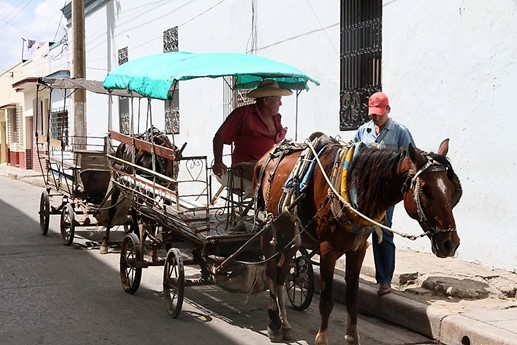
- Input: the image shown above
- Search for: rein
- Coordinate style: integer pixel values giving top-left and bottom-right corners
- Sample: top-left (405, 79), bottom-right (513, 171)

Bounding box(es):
top-left (305, 140), bottom-right (427, 241)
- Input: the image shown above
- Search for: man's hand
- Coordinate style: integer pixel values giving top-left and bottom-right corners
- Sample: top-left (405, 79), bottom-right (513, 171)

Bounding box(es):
top-left (212, 162), bottom-right (228, 177)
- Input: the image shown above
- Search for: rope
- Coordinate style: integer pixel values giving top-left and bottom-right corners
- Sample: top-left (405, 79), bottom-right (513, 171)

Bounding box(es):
top-left (304, 140), bottom-right (427, 241)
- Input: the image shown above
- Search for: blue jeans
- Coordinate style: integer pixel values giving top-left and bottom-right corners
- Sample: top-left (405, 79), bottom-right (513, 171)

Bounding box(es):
top-left (372, 206), bottom-right (395, 284)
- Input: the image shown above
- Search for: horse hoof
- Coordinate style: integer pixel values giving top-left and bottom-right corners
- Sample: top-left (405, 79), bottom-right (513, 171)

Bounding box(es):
top-left (282, 326), bottom-right (293, 340)
top-left (345, 334), bottom-right (360, 345)
top-left (267, 326), bottom-right (283, 343)
top-left (99, 245), bottom-right (108, 254)
top-left (315, 332), bottom-right (328, 345)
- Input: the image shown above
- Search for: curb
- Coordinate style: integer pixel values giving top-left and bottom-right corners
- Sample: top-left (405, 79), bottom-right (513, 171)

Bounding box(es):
top-left (0, 170), bottom-right (46, 188)
top-left (314, 271), bottom-right (442, 339)
top-left (315, 270), bottom-right (517, 345)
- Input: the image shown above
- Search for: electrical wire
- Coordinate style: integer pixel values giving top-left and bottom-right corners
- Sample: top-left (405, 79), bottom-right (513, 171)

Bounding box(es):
top-left (0, 0), bottom-right (34, 30)
top-left (53, 0), bottom-right (69, 42)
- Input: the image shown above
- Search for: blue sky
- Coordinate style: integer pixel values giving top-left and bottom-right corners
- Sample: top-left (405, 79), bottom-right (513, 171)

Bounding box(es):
top-left (0, 0), bottom-right (68, 73)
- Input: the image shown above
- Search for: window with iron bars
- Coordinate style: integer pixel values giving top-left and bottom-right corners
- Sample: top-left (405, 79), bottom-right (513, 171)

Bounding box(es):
top-left (221, 77), bottom-right (254, 116)
top-left (164, 26), bottom-right (180, 134)
top-left (118, 46), bottom-right (130, 134)
top-left (50, 108), bottom-right (68, 146)
top-left (6, 107), bottom-right (17, 145)
top-left (340, 0), bottom-right (383, 131)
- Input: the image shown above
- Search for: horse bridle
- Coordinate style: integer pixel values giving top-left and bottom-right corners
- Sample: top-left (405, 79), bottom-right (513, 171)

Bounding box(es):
top-left (402, 155), bottom-right (457, 236)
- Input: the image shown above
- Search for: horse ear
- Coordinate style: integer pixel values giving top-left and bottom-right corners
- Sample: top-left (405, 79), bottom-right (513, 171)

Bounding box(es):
top-left (408, 143), bottom-right (426, 168)
top-left (437, 138), bottom-right (449, 156)
top-left (408, 143), bottom-right (417, 162)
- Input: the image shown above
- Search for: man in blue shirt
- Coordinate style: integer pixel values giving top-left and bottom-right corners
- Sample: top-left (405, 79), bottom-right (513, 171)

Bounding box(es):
top-left (353, 91), bottom-right (416, 296)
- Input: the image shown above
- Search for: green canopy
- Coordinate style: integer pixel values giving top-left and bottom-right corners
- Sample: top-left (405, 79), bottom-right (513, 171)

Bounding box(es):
top-left (103, 51), bottom-right (319, 100)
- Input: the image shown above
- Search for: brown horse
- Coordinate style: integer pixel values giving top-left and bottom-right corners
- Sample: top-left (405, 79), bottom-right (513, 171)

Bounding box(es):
top-left (255, 136), bottom-right (462, 344)
top-left (95, 127), bottom-right (179, 254)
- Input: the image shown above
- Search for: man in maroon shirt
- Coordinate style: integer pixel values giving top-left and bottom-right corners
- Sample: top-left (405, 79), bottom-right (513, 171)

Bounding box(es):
top-left (212, 80), bottom-right (292, 181)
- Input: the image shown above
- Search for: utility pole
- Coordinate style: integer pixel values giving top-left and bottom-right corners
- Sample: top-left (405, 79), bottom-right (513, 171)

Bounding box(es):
top-left (72, 0), bottom-right (86, 149)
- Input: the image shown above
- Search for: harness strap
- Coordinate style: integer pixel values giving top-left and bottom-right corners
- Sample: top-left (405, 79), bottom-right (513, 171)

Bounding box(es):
top-left (304, 139), bottom-right (424, 241)
top-left (254, 140), bottom-right (304, 212)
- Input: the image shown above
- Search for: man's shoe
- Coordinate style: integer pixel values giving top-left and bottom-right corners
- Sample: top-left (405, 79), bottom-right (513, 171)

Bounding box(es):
top-left (377, 283), bottom-right (391, 296)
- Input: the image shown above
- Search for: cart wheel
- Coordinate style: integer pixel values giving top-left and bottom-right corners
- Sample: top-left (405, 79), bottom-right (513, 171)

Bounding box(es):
top-left (60, 204), bottom-right (75, 246)
top-left (39, 190), bottom-right (50, 236)
top-left (163, 248), bottom-right (184, 318)
top-left (119, 233), bottom-right (142, 294)
top-left (285, 248), bottom-right (314, 311)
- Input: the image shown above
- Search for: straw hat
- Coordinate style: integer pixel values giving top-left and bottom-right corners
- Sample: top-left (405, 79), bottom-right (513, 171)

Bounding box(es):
top-left (247, 80), bottom-right (293, 98)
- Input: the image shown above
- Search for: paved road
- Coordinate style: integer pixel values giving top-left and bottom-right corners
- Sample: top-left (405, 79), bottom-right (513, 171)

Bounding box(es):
top-left (0, 175), bottom-right (439, 345)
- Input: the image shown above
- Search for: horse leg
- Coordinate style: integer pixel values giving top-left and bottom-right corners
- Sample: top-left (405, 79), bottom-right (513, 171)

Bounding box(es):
top-left (276, 246), bottom-right (298, 340)
top-left (315, 245), bottom-right (338, 345)
top-left (276, 285), bottom-right (292, 339)
top-left (99, 226), bottom-right (110, 254)
top-left (343, 242), bottom-right (368, 345)
top-left (100, 187), bottom-right (122, 254)
top-left (261, 237), bottom-right (283, 342)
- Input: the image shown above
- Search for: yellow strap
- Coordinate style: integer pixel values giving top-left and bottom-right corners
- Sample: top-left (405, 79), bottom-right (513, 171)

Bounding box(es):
top-left (340, 144), bottom-right (355, 203)
top-left (339, 144), bottom-right (385, 226)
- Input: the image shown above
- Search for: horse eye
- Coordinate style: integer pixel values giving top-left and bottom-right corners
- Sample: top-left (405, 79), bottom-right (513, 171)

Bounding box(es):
top-left (422, 188), bottom-right (432, 199)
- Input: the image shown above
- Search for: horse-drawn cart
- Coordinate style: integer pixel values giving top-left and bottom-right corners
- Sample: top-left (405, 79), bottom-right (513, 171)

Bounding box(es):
top-left (35, 78), bottom-right (135, 246)
top-left (31, 50), bottom-right (464, 345)
top-left (100, 52), bottom-right (320, 317)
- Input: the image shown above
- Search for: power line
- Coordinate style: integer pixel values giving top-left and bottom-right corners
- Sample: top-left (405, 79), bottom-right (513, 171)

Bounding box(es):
top-left (0, 0), bottom-right (29, 22)
top-left (0, 0), bottom-right (34, 31)
top-left (304, 0), bottom-right (339, 57)
top-left (252, 23), bottom-right (339, 52)
top-left (53, 0), bottom-right (69, 42)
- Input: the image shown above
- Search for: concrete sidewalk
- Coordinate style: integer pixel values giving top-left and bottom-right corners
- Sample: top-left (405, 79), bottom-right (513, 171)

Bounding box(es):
top-left (331, 243), bottom-right (517, 345)
top-left (2, 163), bottom-right (517, 344)
top-left (0, 163), bottom-right (45, 188)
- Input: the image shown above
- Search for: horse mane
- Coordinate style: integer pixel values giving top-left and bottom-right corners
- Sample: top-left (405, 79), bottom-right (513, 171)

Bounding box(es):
top-left (428, 152), bottom-right (453, 172)
top-left (347, 145), bottom-right (406, 216)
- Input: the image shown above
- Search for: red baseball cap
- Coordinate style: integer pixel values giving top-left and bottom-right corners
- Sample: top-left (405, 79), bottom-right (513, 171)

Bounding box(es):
top-left (368, 91), bottom-right (389, 115)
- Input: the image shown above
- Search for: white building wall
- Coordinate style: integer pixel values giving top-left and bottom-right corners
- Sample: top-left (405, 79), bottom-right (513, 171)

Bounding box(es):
top-left (75, 0), bottom-right (516, 271)
top-left (81, 0), bottom-right (341, 150)
top-left (383, 0), bottom-right (517, 271)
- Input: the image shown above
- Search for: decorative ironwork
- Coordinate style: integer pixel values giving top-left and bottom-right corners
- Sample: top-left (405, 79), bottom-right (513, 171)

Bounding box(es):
top-left (340, 0), bottom-right (383, 131)
top-left (165, 87), bottom-right (180, 134)
top-left (118, 47), bottom-right (129, 133)
top-left (234, 89), bottom-right (254, 108)
top-left (223, 77), bottom-right (254, 116)
top-left (119, 98), bottom-right (130, 135)
top-left (163, 27), bottom-right (178, 53)
top-left (118, 46), bottom-right (128, 65)
top-left (164, 27), bottom-right (180, 133)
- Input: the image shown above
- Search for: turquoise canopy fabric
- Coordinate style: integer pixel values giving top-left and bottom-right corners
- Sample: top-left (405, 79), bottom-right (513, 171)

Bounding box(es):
top-left (103, 51), bottom-right (319, 100)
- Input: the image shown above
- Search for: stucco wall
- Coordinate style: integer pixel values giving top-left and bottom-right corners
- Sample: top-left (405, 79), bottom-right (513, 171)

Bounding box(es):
top-left (383, 0), bottom-right (517, 271)
top-left (80, 0), bottom-right (341, 144)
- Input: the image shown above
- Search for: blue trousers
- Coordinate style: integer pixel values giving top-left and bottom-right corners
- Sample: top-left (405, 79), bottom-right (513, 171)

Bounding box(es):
top-left (371, 206), bottom-right (395, 284)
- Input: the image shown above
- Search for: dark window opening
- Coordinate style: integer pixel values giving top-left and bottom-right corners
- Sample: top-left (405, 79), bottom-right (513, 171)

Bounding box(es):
top-left (340, 0), bottom-right (383, 131)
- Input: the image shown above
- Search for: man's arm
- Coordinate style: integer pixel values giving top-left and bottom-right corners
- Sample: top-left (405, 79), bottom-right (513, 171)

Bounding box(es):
top-left (212, 134), bottom-right (227, 177)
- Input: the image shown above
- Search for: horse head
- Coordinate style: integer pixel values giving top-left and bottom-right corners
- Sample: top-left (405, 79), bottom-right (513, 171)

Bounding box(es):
top-left (401, 139), bottom-right (462, 258)
top-left (138, 127), bottom-right (179, 179)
